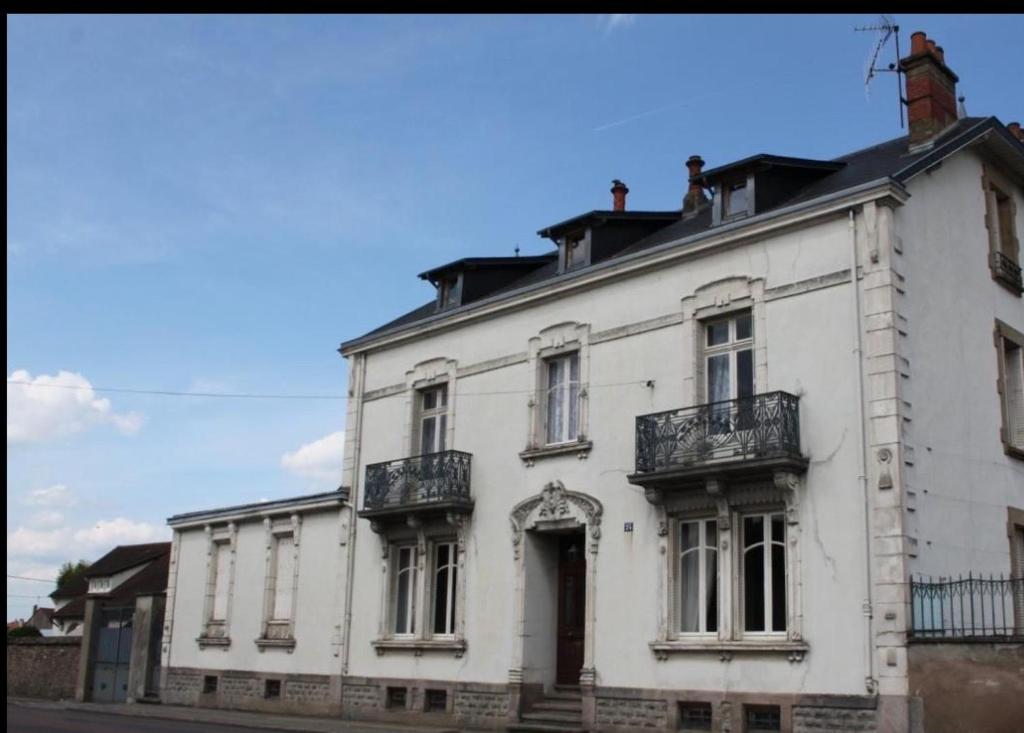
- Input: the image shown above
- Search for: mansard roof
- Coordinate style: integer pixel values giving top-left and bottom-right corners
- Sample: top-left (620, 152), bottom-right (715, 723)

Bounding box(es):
top-left (342, 116), bottom-right (1023, 353)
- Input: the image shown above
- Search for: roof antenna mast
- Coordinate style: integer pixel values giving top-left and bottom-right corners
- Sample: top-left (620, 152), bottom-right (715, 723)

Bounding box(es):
top-left (855, 15), bottom-right (904, 129)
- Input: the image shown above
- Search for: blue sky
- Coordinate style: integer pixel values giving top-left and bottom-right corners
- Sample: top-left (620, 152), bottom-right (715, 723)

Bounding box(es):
top-left (7, 14), bottom-right (1022, 618)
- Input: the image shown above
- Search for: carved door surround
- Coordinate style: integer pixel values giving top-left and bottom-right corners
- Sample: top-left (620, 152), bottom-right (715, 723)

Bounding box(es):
top-left (508, 481), bottom-right (602, 724)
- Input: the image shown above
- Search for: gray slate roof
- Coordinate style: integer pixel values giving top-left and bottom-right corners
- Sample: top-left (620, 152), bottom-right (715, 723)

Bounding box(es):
top-left (344, 117), bottom-right (1021, 350)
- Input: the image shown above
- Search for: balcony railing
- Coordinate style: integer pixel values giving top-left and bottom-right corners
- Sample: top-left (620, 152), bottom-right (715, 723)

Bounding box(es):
top-left (635, 391), bottom-right (802, 474)
top-left (910, 574), bottom-right (1023, 640)
top-left (993, 251), bottom-right (1023, 292)
top-left (363, 450), bottom-right (472, 513)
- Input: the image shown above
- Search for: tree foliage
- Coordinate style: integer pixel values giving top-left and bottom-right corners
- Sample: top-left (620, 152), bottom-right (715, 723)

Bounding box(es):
top-left (56, 559), bottom-right (90, 591)
top-left (8, 625), bottom-right (43, 638)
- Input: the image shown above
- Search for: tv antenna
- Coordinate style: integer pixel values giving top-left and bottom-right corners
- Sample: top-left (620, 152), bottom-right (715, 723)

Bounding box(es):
top-left (855, 15), bottom-right (904, 128)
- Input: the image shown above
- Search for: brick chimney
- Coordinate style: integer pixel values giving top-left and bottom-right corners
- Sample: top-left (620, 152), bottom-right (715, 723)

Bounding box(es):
top-left (899, 31), bottom-right (959, 149)
top-left (611, 179), bottom-right (629, 211)
top-left (1008, 122), bottom-right (1024, 143)
top-left (682, 155), bottom-right (707, 216)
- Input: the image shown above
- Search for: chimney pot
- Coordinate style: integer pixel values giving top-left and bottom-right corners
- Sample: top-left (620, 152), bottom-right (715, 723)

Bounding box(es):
top-left (682, 155), bottom-right (707, 216)
top-left (910, 31), bottom-right (927, 55)
top-left (611, 179), bottom-right (629, 211)
top-left (934, 45), bottom-right (945, 64)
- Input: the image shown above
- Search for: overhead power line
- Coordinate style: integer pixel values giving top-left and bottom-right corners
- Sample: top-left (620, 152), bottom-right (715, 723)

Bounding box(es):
top-left (6, 380), bottom-right (346, 401)
top-left (7, 378), bottom-right (656, 400)
top-left (7, 573), bottom-right (58, 585)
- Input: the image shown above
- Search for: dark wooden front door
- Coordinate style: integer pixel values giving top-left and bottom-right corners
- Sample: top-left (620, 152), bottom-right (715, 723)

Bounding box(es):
top-left (556, 533), bottom-right (586, 685)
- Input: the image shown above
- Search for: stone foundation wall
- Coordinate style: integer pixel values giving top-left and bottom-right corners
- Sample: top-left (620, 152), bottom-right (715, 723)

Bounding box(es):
top-left (453, 689), bottom-right (509, 720)
top-left (596, 697), bottom-right (669, 729)
top-left (908, 641), bottom-right (1024, 733)
top-left (792, 706), bottom-right (878, 732)
top-left (6, 637), bottom-right (81, 700)
top-left (160, 666), bottom-right (337, 715)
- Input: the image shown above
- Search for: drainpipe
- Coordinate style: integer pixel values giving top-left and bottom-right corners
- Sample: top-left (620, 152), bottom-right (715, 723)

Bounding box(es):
top-left (341, 353), bottom-right (366, 676)
top-left (849, 209), bottom-right (876, 694)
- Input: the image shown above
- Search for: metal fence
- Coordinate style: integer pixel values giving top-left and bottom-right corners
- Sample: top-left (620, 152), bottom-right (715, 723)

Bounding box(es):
top-left (909, 573), bottom-right (1024, 639)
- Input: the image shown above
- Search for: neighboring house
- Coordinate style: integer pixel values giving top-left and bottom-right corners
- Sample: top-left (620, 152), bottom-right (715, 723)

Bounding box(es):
top-left (25, 605), bottom-right (55, 636)
top-left (160, 491), bottom-right (350, 714)
top-left (73, 542), bottom-right (171, 704)
top-left (50, 573), bottom-right (89, 636)
top-left (160, 31), bottom-right (1023, 733)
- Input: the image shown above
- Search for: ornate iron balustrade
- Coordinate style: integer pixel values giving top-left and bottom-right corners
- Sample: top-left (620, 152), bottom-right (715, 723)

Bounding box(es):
top-left (363, 450), bottom-right (472, 512)
top-left (993, 251), bottom-right (1023, 292)
top-left (910, 574), bottom-right (1023, 639)
top-left (635, 391), bottom-right (802, 474)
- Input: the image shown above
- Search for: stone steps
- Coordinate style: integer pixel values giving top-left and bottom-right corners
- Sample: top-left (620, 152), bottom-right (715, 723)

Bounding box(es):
top-left (508, 687), bottom-right (586, 733)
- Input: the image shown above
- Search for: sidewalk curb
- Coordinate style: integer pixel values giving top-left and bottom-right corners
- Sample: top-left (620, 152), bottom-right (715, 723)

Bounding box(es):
top-left (7, 698), bottom-right (463, 733)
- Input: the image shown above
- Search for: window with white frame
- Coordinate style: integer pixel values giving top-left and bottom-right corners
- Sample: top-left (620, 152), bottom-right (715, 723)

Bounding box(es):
top-left (996, 320), bottom-right (1024, 457)
top-left (199, 527), bottom-right (236, 646)
top-left (669, 506), bottom-right (791, 641)
top-left (432, 541), bottom-right (458, 636)
top-left (704, 311), bottom-right (754, 405)
top-left (392, 545), bottom-right (417, 636)
top-left (544, 352), bottom-right (580, 445)
top-left (417, 384), bottom-right (448, 456)
top-left (741, 512), bottom-right (787, 634)
top-left (564, 231), bottom-right (586, 271)
top-left (677, 519), bottom-right (718, 634)
top-left (723, 180), bottom-right (749, 219)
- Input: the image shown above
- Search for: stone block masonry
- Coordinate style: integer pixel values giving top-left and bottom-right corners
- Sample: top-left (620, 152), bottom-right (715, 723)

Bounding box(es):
top-left (595, 697), bottom-right (669, 729)
top-left (793, 706), bottom-right (878, 732)
top-left (6, 637), bottom-right (81, 700)
top-left (453, 690), bottom-right (509, 719)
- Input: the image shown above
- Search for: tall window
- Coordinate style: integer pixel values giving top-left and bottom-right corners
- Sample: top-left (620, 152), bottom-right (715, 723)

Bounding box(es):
top-left (677, 519), bottom-right (718, 633)
top-left (997, 321), bottom-right (1024, 456)
top-left (271, 535), bottom-right (295, 622)
top-left (704, 312), bottom-right (754, 437)
top-left (432, 541), bottom-right (458, 636)
top-left (985, 171), bottom-right (1021, 295)
top-left (393, 545), bottom-right (417, 636)
top-left (742, 512), bottom-right (787, 634)
top-left (211, 541), bottom-right (231, 621)
top-left (418, 385), bottom-right (448, 455)
top-left (545, 353), bottom-right (580, 444)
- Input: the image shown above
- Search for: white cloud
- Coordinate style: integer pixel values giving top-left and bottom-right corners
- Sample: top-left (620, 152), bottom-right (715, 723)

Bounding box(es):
top-left (281, 430), bottom-right (345, 486)
top-left (7, 517), bottom-right (168, 560)
top-left (7, 369), bottom-right (144, 443)
top-left (599, 14), bottom-right (637, 34)
top-left (30, 511), bottom-right (65, 528)
top-left (24, 483), bottom-right (76, 508)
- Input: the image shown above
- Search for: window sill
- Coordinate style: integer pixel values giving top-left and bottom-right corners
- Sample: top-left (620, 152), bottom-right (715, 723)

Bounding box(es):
top-left (1004, 443), bottom-right (1024, 462)
top-left (371, 638), bottom-right (466, 657)
top-left (519, 440), bottom-right (593, 466)
top-left (649, 639), bottom-right (807, 662)
top-left (255, 637), bottom-right (296, 652)
top-left (196, 635), bottom-right (231, 650)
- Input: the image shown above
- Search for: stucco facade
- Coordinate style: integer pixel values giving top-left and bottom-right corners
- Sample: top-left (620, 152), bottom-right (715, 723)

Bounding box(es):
top-left (159, 48), bottom-right (1023, 730)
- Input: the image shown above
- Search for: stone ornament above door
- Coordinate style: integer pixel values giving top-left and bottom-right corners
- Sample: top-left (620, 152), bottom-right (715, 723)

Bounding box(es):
top-left (509, 481), bottom-right (603, 559)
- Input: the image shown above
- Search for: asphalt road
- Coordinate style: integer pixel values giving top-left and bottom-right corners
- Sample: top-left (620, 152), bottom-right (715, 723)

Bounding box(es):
top-left (8, 705), bottom-right (294, 733)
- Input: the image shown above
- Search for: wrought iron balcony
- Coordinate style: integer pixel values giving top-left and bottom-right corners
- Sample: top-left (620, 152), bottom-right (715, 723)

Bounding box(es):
top-left (360, 450), bottom-right (472, 520)
top-left (992, 251), bottom-right (1023, 293)
top-left (631, 391), bottom-right (806, 489)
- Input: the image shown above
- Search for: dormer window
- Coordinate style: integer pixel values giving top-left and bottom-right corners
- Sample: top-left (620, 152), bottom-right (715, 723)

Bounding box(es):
top-left (723, 180), bottom-right (749, 219)
top-left (562, 230), bottom-right (589, 272)
top-left (437, 275), bottom-right (462, 310)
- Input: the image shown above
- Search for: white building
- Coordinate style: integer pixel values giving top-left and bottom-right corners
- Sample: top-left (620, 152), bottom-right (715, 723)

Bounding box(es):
top-left (161, 32), bottom-right (1023, 733)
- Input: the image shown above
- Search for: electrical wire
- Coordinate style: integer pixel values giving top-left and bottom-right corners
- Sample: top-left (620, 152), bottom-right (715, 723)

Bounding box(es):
top-left (6, 575), bottom-right (57, 583)
top-left (6, 378), bottom-right (654, 400)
